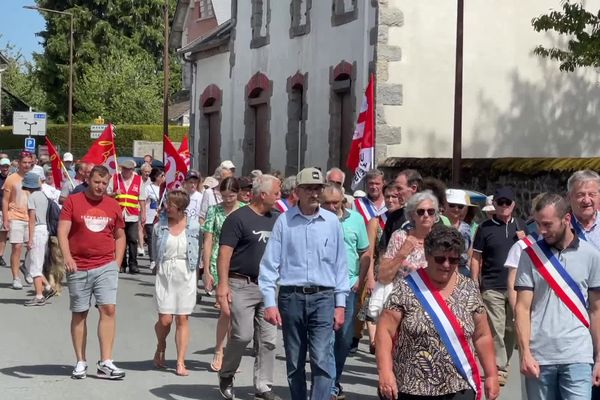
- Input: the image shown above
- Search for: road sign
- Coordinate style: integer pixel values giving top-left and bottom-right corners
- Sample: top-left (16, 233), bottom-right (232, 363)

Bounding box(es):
top-left (12, 112), bottom-right (47, 136)
top-left (90, 124), bottom-right (108, 139)
top-left (24, 137), bottom-right (36, 152)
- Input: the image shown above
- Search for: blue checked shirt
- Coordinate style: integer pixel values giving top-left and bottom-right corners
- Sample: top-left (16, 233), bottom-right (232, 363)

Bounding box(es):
top-left (259, 206), bottom-right (349, 308)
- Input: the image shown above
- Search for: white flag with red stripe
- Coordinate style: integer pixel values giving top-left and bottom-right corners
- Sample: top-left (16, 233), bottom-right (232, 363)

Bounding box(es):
top-left (347, 73), bottom-right (375, 190)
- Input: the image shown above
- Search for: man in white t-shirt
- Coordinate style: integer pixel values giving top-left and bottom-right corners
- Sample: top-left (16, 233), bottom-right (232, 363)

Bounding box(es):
top-left (184, 170), bottom-right (203, 222)
top-left (137, 163), bottom-right (152, 256)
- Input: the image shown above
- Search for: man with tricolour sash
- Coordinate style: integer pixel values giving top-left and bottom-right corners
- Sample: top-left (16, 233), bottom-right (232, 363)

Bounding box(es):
top-left (351, 169), bottom-right (387, 228)
top-left (515, 193), bottom-right (600, 400)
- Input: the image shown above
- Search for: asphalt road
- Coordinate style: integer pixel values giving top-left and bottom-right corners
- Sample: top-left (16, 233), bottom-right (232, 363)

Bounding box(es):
top-left (0, 248), bottom-right (524, 399)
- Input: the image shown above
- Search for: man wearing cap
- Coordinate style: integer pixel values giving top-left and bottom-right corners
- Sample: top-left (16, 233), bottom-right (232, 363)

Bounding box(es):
top-left (216, 174), bottom-right (282, 400)
top-left (445, 188), bottom-right (475, 276)
top-left (220, 160), bottom-right (236, 176)
top-left (108, 159), bottom-right (146, 274)
top-left (63, 152), bottom-right (76, 179)
top-left (2, 151), bottom-right (33, 289)
top-left (237, 176), bottom-right (253, 203)
top-left (471, 186), bottom-right (527, 386)
top-left (259, 167), bottom-right (349, 400)
top-left (184, 170), bottom-right (204, 221)
top-left (0, 157), bottom-right (11, 266)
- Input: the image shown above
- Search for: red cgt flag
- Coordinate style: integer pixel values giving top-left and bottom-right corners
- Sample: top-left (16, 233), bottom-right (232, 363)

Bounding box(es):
top-left (347, 73), bottom-right (375, 190)
top-left (178, 135), bottom-right (191, 171)
top-left (164, 135), bottom-right (187, 190)
top-left (45, 137), bottom-right (64, 189)
top-left (82, 124), bottom-right (118, 174)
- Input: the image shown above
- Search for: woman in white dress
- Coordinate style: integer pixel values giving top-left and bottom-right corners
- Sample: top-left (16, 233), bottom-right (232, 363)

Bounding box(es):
top-left (152, 190), bottom-right (201, 376)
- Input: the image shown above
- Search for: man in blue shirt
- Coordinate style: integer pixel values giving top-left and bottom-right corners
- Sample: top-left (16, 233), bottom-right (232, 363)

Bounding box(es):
top-left (259, 167), bottom-right (349, 400)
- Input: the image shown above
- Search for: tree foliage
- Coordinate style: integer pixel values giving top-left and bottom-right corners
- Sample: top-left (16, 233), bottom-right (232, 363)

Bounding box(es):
top-left (532, 1), bottom-right (600, 72)
top-left (1, 41), bottom-right (47, 108)
top-left (34, 0), bottom-right (181, 123)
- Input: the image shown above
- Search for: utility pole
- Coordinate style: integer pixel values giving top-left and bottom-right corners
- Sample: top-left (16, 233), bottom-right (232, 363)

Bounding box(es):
top-left (163, 0), bottom-right (170, 137)
top-left (452, 0), bottom-right (464, 186)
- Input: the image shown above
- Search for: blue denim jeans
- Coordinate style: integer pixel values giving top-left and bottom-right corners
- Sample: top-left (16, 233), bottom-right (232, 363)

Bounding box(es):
top-left (279, 288), bottom-right (336, 400)
top-left (525, 363), bottom-right (592, 400)
top-left (332, 290), bottom-right (358, 394)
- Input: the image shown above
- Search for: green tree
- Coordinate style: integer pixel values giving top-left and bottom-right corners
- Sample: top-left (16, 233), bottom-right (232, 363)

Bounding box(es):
top-left (34, 0), bottom-right (181, 123)
top-left (532, 1), bottom-right (600, 71)
top-left (75, 49), bottom-right (162, 124)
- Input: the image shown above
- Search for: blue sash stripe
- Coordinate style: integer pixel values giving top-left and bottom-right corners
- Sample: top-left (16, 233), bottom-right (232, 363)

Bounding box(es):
top-left (534, 238), bottom-right (588, 308)
top-left (361, 197), bottom-right (377, 218)
top-left (405, 276), bottom-right (470, 383)
top-left (572, 219), bottom-right (588, 242)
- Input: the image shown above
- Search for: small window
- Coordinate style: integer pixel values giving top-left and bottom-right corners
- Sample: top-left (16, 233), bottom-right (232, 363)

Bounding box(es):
top-left (331, 0), bottom-right (357, 26)
top-left (196, 0), bottom-right (214, 20)
top-left (290, 0), bottom-right (312, 38)
top-left (251, 0), bottom-right (270, 48)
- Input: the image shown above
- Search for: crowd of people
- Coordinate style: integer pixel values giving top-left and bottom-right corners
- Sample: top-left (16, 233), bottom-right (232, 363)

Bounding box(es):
top-left (3, 148), bottom-right (600, 400)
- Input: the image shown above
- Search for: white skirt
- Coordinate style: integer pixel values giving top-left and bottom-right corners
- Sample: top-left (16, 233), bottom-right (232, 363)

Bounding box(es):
top-left (154, 258), bottom-right (196, 315)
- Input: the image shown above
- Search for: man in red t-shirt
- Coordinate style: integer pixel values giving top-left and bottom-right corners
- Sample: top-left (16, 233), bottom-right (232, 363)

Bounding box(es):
top-left (58, 165), bottom-right (126, 380)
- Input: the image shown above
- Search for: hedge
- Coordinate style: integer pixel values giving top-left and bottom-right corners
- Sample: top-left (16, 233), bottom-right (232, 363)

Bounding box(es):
top-left (0, 124), bottom-right (188, 159)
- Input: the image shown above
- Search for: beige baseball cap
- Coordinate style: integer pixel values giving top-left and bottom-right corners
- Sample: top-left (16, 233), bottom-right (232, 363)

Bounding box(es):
top-left (296, 167), bottom-right (325, 186)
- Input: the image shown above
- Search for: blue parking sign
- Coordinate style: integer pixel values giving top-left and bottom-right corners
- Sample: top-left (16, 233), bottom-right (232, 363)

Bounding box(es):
top-left (24, 137), bottom-right (36, 152)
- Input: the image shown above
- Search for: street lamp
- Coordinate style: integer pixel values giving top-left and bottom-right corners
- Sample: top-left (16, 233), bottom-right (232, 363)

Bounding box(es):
top-left (0, 64), bottom-right (7, 127)
top-left (24, 5), bottom-right (74, 152)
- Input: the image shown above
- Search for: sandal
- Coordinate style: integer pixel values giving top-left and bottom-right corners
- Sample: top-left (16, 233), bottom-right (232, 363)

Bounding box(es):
top-left (153, 345), bottom-right (166, 369)
top-left (210, 350), bottom-right (223, 372)
top-left (176, 362), bottom-right (189, 376)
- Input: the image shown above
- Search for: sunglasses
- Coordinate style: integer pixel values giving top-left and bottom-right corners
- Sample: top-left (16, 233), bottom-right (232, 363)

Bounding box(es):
top-left (448, 203), bottom-right (465, 210)
top-left (416, 208), bottom-right (436, 216)
top-left (495, 199), bottom-right (513, 207)
top-left (433, 256), bottom-right (461, 265)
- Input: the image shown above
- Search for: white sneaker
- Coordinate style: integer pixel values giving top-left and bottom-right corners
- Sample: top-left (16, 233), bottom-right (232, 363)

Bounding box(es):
top-left (97, 360), bottom-right (126, 379)
top-left (12, 279), bottom-right (23, 290)
top-left (149, 261), bottom-right (156, 269)
top-left (72, 361), bottom-right (87, 379)
top-left (137, 248), bottom-right (145, 256)
top-left (25, 274), bottom-right (33, 285)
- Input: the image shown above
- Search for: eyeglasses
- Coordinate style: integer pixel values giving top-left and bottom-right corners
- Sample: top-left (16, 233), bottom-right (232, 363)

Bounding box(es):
top-left (448, 203), bottom-right (465, 210)
top-left (433, 256), bottom-right (461, 265)
top-left (495, 199), bottom-right (513, 207)
top-left (416, 208), bottom-right (436, 216)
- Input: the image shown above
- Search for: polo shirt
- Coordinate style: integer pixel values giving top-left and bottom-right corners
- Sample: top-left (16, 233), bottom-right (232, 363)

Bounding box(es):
top-left (515, 235), bottom-right (600, 365)
top-left (340, 209), bottom-right (369, 287)
top-left (472, 216), bottom-right (526, 291)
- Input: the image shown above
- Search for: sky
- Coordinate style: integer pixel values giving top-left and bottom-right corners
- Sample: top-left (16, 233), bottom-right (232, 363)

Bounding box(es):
top-left (0, 0), bottom-right (46, 61)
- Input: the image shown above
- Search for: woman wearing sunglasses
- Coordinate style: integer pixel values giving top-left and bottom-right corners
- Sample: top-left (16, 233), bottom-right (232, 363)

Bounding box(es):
top-left (378, 191), bottom-right (438, 284)
top-left (445, 189), bottom-right (475, 277)
top-left (376, 225), bottom-right (499, 400)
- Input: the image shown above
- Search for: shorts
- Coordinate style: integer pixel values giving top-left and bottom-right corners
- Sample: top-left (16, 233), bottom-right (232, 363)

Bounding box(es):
top-left (9, 220), bottom-right (29, 244)
top-left (26, 225), bottom-right (49, 278)
top-left (67, 261), bottom-right (119, 312)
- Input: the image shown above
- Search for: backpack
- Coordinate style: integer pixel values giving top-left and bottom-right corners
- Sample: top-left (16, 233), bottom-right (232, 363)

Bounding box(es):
top-left (45, 195), bottom-right (61, 237)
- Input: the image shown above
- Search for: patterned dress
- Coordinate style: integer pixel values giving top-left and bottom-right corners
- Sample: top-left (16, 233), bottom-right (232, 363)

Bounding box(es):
top-left (384, 274), bottom-right (485, 396)
top-left (383, 229), bottom-right (428, 279)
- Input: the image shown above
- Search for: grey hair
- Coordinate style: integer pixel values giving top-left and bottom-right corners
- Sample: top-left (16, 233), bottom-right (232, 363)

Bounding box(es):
top-left (365, 168), bottom-right (384, 182)
top-left (252, 174), bottom-right (279, 198)
top-left (281, 176), bottom-right (297, 198)
top-left (326, 167), bottom-right (345, 183)
top-left (405, 190), bottom-right (439, 222)
top-left (213, 166), bottom-right (225, 180)
top-left (140, 162), bottom-right (152, 171)
top-left (567, 170), bottom-right (600, 193)
top-left (251, 169), bottom-right (263, 178)
top-left (322, 182), bottom-right (344, 198)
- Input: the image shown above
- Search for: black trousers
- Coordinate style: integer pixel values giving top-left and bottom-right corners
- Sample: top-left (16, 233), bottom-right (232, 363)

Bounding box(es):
top-left (121, 221), bottom-right (139, 270)
top-left (144, 223), bottom-right (154, 262)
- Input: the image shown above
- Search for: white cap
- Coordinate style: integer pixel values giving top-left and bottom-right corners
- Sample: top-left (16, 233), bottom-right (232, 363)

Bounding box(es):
top-left (220, 160), bottom-right (235, 170)
top-left (446, 189), bottom-right (469, 206)
top-left (353, 190), bottom-right (367, 198)
top-left (0, 158), bottom-right (10, 166)
top-left (63, 152), bottom-right (74, 162)
top-left (482, 195), bottom-right (495, 212)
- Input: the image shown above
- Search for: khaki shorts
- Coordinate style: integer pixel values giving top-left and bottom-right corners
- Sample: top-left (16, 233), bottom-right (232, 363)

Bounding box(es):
top-left (9, 220), bottom-right (29, 244)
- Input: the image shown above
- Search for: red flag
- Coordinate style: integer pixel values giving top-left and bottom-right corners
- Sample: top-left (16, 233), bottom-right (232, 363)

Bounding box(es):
top-left (164, 135), bottom-right (187, 190)
top-left (178, 135), bottom-right (191, 171)
top-left (347, 73), bottom-right (375, 190)
top-left (82, 124), bottom-right (118, 174)
top-left (45, 137), bottom-right (64, 189)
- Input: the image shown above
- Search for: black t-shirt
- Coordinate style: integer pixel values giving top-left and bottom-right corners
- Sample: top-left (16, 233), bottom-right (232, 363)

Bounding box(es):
top-left (473, 216), bottom-right (527, 291)
top-left (219, 205), bottom-right (279, 278)
top-left (379, 208), bottom-right (407, 252)
top-left (71, 182), bottom-right (89, 195)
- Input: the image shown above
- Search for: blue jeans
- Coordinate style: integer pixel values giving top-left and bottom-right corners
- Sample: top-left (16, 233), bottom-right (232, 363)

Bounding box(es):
top-left (279, 288), bottom-right (336, 400)
top-left (332, 290), bottom-right (357, 394)
top-left (525, 363), bottom-right (592, 400)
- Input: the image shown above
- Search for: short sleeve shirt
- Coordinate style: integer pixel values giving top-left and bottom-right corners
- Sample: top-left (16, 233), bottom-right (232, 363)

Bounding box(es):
top-left (472, 217), bottom-right (526, 290)
top-left (384, 274), bottom-right (485, 396)
top-left (186, 191), bottom-right (204, 221)
top-left (515, 237), bottom-right (600, 365)
top-left (2, 173), bottom-right (28, 221)
top-left (383, 229), bottom-right (427, 280)
top-left (202, 202), bottom-right (245, 272)
top-left (60, 193), bottom-right (125, 270)
top-left (340, 209), bottom-right (370, 287)
top-left (28, 191), bottom-right (48, 226)
top-left (219, 206), bottom-right (279, 278)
